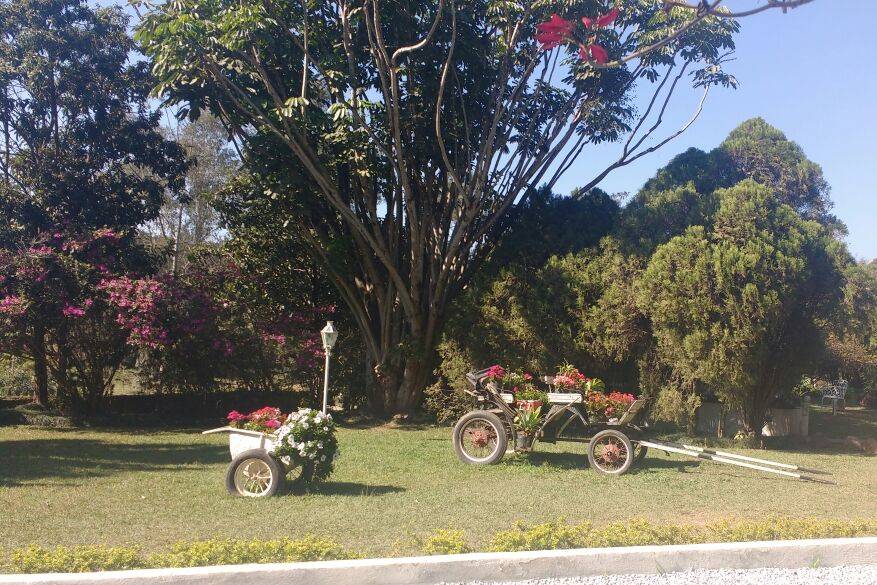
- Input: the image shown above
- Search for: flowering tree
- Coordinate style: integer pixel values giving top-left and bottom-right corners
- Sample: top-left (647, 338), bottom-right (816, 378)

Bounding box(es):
top-left (104, 255), bottom-right (332, 400)
top-left (138, 0), bottom-right (814, 414)
top-left (0, 0), bottom-right (187, 405)
top-left (0, 229), bottom-right (145, 411)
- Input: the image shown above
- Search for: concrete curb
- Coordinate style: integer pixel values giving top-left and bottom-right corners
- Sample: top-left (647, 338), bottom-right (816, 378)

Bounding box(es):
top-left (2, 537), bottom-right (876, 585)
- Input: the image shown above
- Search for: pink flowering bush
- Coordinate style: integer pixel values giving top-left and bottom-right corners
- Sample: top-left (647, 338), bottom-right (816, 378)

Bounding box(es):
top-left (104, 253), bottom-right (333, 398)
top-left (0, 228), bottom-right (143, 412)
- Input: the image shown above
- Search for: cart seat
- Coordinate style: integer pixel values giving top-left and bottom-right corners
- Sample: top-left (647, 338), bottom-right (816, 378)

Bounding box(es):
top-left (497, 392), bottom-right (583, 405)
top-left (607, 398), bottom-right (648, 426)
top-left (547, 392), bottom-right (582, 404)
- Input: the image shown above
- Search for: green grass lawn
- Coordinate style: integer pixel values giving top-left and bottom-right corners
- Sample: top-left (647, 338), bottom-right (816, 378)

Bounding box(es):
top-left (0, 407), bottom-right (875, 558)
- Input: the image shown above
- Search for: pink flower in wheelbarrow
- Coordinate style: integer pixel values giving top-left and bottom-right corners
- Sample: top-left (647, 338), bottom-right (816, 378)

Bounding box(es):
top-left (227, 410), bottom-right (248, 423)
top-left (263, 419), bottom-right (281, 430)
top-left (535, 14), bottom-right (575, 50)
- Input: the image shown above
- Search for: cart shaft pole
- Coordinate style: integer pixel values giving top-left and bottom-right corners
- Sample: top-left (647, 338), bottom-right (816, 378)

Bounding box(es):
top-left (637, 440), bottom-right (805, 480)
top-left (651, 441), bottom-right (829, 475)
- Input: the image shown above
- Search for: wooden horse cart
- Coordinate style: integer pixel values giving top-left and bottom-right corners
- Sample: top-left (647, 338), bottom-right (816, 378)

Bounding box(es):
top-left (452, 368), bottom-right (834, 482)
top-left (452, 368), bottom-right (649, 475)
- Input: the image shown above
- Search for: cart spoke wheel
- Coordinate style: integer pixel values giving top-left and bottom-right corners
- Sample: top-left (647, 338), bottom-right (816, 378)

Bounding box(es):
top-left (587, 429), bottom-right (634, 476)
top-left (593, 437), bottom-right (628, 472)
top-left (453, 411), bottom-right (508, 465)
top-left (234, 458), bottom-right (274, 496)
top-left (460, 420), bottom-right (500, 462)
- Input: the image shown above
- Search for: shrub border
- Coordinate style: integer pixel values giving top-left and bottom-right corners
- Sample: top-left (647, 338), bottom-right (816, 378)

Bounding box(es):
top-left (2, 537), bottom-right (877, 584)
top-left (3, 518), bottom-right (877, 575)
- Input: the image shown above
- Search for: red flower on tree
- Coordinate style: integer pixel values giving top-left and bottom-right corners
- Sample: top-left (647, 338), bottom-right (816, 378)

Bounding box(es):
top-left (536, 7), bottom-right (618, 65)
top-left (535, 14), bottom-right (574, 50)
top-left (579, 43), bottom-right (609, 64)
top-left (582, 7), bottom-right (620, 29)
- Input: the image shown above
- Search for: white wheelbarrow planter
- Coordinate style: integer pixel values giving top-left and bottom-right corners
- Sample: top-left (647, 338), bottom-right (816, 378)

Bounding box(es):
top-left (204, 426), bottom-right (309, 497)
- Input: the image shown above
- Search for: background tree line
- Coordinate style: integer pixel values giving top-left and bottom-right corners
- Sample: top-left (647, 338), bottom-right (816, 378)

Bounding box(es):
top-left (2, 0), bottom-right (871, 435)
top-left (427, 118), bottom-right (877, 437)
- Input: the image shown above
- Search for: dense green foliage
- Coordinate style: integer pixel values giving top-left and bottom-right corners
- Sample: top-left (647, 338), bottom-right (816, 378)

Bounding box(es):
top-left (429, 118), bottom-right (871, 432)
top-left (0, 0), bottom-right (186, 238)
top-left (639, 180), bottom-right (844, 435)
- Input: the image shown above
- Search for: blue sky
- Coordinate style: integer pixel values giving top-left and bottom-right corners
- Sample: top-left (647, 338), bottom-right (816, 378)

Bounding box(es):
top-left (554, 1), bottom-right (877, 261)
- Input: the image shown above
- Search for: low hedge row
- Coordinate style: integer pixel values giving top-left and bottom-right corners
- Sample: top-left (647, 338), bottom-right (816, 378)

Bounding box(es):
top-left (5, 536), bottom-right (354, 574)
top-left (5, 518), bottom-right (876, 574)
top-left (422, 517), bottom-right (877, 555)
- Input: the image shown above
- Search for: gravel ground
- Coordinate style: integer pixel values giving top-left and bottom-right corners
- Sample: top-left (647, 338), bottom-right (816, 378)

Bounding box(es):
top-left (442, 565), bottom-right (877, 585)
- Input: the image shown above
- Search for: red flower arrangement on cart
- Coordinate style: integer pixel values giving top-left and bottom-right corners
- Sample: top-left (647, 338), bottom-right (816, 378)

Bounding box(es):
top-left (552, 364), bottom-right (634, 421)
top-left (227, 406), bottom-right (284, 433)
top-left (586, 390), bottom-right (636, 421)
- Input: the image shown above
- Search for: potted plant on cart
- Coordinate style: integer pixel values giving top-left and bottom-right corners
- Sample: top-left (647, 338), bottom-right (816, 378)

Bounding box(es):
top-left (512, 379), bottom-right (548, 451)
top-left (512, 375), bottom-right (545, 410)
top-left (513, 404), bottom-right (542, 451)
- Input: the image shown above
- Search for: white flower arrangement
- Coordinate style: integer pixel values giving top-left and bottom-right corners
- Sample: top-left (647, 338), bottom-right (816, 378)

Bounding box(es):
top-left (268, 407), bottom-right (339, 483)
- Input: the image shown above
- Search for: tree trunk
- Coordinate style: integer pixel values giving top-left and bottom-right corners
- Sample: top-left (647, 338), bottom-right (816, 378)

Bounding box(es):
top-left (741, 389), bottom-right (770, 443)
top-left (171, 202), bottom-right (184, 276)
top-left (364, 312), bottom-right (440, 417)
top-left (31, 326), bottom-right (49, 408)
top-left (371, 354), bottom-right (432, 416)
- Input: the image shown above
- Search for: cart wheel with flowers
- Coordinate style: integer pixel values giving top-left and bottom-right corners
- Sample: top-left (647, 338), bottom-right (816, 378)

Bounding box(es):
top-left (204, 407), bottom-right (338, 497)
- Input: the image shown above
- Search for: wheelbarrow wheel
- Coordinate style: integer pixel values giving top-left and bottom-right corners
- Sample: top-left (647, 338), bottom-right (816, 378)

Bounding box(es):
top-left (588, 430), bottom-right (634, 476)
top-left (226, 449), bottom-right (284, 497)
top-left (453, 411), bottom-right (508, 465)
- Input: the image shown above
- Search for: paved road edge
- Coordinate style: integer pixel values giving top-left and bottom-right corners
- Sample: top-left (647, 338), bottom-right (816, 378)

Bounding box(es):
top-left (2, 537), bottom-right (876, 585)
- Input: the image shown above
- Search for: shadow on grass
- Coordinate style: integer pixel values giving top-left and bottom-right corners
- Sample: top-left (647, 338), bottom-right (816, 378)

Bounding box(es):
top-left (0, 438), bottom-right (227, 487)
top-left (337, 418), bottom-right (439, 432)
top-left (626, 456), bottom-right (701, 475)
top-left (500, 448), bottom-right (702, 474)
top-left (301, 481), bottom-right (406, 497)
